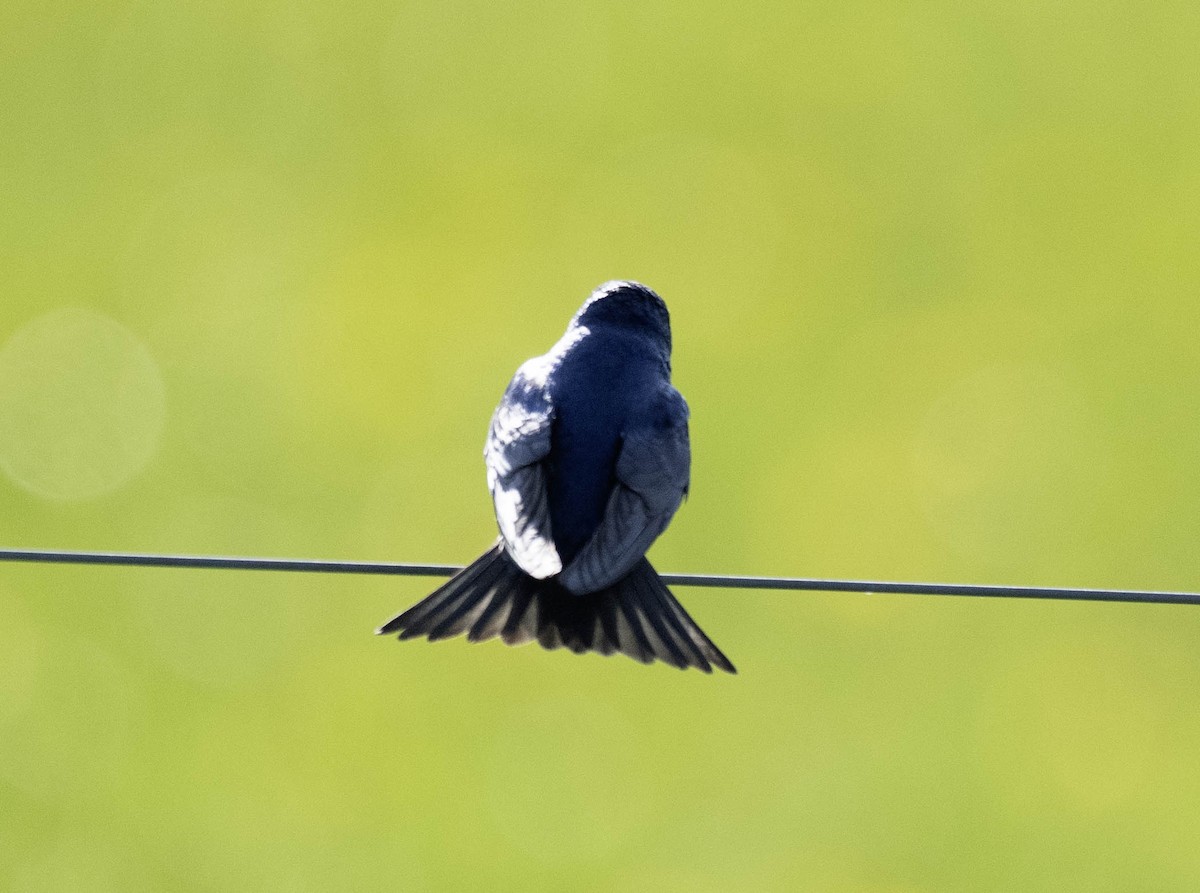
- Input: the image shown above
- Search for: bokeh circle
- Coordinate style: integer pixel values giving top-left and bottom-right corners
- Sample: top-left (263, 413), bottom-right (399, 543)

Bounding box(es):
top-left (0, 308), bottom-right (166, 500)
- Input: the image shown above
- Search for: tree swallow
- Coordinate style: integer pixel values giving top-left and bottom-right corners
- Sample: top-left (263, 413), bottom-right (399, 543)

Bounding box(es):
top-left (377, 281), bottom-right (735, 673)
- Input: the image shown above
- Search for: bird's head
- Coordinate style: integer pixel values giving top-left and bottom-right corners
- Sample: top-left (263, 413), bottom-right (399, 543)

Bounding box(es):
top-left (571, 281), bottom-right (672, 351)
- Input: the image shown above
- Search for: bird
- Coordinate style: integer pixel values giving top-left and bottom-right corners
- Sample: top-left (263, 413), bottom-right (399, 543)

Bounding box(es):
top-left (377, 281), bottom-right (735, 673)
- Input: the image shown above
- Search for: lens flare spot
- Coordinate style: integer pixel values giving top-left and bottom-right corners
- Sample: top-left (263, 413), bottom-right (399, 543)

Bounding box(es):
top-left (0, 308), bottom-right (166, 500)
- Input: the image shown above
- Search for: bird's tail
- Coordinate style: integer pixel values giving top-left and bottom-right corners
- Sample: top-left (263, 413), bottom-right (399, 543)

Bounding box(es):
top-left (376, 541), bottom-right (735, 674)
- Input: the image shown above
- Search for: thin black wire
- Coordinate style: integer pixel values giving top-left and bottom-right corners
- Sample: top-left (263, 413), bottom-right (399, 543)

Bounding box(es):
top-left (1, 547), bottom-right (1197, 606)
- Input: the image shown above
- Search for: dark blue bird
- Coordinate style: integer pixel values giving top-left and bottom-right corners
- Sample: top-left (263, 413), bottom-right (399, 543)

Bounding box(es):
top-left (377, 281), bottom-right (735, 673)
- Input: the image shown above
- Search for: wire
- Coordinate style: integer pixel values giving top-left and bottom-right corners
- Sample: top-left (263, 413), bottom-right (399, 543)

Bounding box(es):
top-left (0, 548), bottom-right (458, 576)
top-left (0, 547), bottom-right (1196, 606)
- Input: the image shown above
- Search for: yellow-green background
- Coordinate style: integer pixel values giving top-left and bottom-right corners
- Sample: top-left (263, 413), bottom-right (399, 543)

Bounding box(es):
top-left (2, 1), bottom-right (1199, 889)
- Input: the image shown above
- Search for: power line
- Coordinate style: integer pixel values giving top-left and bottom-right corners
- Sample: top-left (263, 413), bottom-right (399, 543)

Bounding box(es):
top-left (0, 547), bottom-right (1197, 606)
top-left (0, 548), bottom-right (458, 577)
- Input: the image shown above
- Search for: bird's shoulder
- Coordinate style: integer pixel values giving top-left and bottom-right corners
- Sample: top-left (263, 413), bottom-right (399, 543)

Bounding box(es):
top-left (485, 353), bottom-right (556, 477)
top-left (616, 384), bottom-right (690, 503)
top-left (632, 382), bottom-right (689, 434)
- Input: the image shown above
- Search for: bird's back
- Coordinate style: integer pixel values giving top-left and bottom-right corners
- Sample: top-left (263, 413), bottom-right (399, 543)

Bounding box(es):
top-left (544, 328), bottom-right (660, 562)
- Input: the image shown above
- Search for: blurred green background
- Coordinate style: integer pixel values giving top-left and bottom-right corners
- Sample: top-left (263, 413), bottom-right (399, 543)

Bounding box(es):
top-left (2, 0), bottom-right (1199, 889)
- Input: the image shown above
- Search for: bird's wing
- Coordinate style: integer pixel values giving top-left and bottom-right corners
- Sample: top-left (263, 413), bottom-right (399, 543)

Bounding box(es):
top-left (485, 358), bottom-right (562, 578)
top-left (559, 387), bottom-right (690, 594)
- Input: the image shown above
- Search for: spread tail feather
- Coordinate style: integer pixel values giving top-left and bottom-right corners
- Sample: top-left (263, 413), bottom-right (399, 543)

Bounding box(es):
top-left (376, 542), bottom-right (735, 674)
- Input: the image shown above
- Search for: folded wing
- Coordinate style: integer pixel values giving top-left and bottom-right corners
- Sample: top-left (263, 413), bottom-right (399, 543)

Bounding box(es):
top-left (485, 359), bottom-right (562, 579)
top-left (559, 387), bottom-right (690, 594)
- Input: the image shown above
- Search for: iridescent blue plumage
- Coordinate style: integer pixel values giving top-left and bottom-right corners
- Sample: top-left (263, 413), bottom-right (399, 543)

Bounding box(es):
top-left (378, 281), bottom-right (734, 673)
